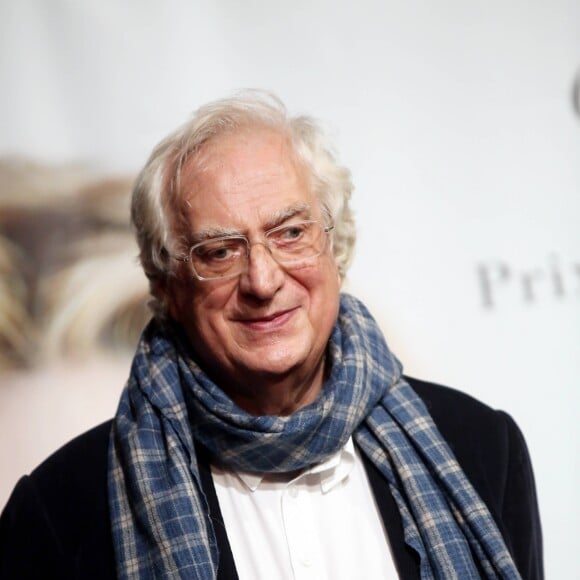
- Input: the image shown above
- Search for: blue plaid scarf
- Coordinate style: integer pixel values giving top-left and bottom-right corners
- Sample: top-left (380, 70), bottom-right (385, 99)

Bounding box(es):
top-left (109, 293), bottom-right (520, 579)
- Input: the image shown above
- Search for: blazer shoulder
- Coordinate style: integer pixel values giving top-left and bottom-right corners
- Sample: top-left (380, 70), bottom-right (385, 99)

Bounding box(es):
top-left (403, 376), bottom-right (514, 489)
top-left (405, 375), bottom-right (499, 421)
top-left (17, 419), bottom-right (113, 530)
top-left (403, 375), bottom-right (514, 450)
top-left (30, 419), bottom-right (113, 487)
top-left (404, 376), bottom-right (543, 579)
top-left (0, 420), bottom-right (116, 579)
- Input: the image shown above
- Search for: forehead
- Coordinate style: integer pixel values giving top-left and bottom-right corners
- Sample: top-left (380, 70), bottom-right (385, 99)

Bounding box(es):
top-left (178, 128), bottom-right (319, 231)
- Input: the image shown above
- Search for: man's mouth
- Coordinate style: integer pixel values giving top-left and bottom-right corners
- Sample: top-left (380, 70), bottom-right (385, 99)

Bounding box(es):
top-left (236, 308), bottom-right (297, 331)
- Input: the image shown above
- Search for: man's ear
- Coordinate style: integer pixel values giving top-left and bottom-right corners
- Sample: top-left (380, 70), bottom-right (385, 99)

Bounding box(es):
top-left (151, 278), bottom-right (176, 320)
top-left (333, 257), bottom-right (343, 288)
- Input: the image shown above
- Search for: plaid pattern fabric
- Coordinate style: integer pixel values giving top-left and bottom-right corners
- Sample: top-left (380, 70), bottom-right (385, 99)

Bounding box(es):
top-left (109, 293), bottom-right (521, 579)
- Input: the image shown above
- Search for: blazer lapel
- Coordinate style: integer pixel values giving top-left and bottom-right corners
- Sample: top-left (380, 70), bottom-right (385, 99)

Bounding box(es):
top-left (197, 445), bottom-right (240, 580)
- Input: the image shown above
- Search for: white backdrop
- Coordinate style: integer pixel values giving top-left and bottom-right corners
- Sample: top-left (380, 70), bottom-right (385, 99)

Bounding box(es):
top-left (1, 1), bottom-right (579, 577)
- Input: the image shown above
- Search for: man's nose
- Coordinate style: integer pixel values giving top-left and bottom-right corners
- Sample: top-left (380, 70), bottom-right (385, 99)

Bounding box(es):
top-left (238, 243), bottom-right (285, 299)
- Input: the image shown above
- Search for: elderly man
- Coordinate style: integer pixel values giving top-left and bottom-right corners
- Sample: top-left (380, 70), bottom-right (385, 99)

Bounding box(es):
top-left (0, 93), bottom-right (542, 579)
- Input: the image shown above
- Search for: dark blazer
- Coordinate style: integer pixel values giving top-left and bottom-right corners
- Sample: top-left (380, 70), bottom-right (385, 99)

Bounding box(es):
top-left (0, 378), bottom-right (543, 579)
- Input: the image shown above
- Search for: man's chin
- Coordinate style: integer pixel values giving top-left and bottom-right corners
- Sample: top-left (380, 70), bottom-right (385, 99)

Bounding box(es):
top-left (240, 352), bottom-right (302, 379)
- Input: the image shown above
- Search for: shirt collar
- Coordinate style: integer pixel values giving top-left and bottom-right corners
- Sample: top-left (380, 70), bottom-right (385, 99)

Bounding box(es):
top-left (234, 437), bottom-right (356, 494)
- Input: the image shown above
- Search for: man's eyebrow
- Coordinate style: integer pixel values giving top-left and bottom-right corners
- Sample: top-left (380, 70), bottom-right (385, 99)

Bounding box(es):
top-left (189, 203), bottom-right (313, 243)
top-left (190, 226), bottom-right (243, 244)
top-left (263, 203), bottom-right (312, 230)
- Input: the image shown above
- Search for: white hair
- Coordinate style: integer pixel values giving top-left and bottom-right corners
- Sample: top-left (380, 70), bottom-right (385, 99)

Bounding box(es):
top-left (131, 91), bottom-right (356, 317)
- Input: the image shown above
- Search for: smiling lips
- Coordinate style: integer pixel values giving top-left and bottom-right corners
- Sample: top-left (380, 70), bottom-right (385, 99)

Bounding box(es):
top-left (236, 308), bottom-right (297, 331)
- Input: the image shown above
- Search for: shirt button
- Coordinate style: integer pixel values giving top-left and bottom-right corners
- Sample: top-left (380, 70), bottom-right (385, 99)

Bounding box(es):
top-left (289, 487), bottom-right (299, 498)
top-left (302, 556), bottom-right (312, 567)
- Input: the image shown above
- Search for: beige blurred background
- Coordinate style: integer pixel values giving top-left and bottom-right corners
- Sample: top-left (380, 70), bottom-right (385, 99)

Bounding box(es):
top-left (1, 2), bottom-right (579, 577)
top-left (0, 161), bottom-right (150, 504)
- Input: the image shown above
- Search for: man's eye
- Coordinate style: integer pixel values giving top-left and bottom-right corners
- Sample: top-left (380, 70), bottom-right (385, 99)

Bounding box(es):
top-left (284, 226), bottom-right (304, 239)
top-left (206, 247), bottom-right (231, 261)
top-left (195, 241), bottom-right (242, 262)
top-left (275, 223), bottom-right (309, 243)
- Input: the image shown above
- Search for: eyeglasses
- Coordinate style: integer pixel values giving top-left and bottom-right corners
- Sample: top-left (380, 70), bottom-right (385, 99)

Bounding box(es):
top-left (177, 219), bottom-right (334, 281)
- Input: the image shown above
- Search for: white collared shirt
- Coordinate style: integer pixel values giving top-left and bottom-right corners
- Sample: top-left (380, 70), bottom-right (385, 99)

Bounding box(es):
top-left (211, 438), bottom-right (398, 579)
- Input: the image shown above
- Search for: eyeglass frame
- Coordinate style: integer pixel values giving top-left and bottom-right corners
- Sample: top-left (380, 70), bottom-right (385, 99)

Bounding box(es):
top-left (175, 218), bottom-right (335, 281)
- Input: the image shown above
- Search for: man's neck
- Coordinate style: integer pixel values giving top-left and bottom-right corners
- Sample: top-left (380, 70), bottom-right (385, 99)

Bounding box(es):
top-left (218, 359), bottom-right (327, 416)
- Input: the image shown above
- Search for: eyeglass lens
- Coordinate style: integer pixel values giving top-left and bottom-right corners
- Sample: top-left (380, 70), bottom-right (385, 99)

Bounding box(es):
top-left (190, 221), bottom-right (328, 279)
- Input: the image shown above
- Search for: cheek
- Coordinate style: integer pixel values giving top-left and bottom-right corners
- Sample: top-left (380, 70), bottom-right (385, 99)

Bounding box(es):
top-left (183, 283), bottom-right (237, 336)
top-left (314, 257), bottom-right (341, 296)
top-left (300, 262), bottom-right (341, 322)
top-left (166, 280), bottom-right (205, 327)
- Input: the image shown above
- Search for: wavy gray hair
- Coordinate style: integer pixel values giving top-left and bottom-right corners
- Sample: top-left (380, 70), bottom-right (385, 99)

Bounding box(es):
top-left (131, 91), bottom-right (356, 316)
